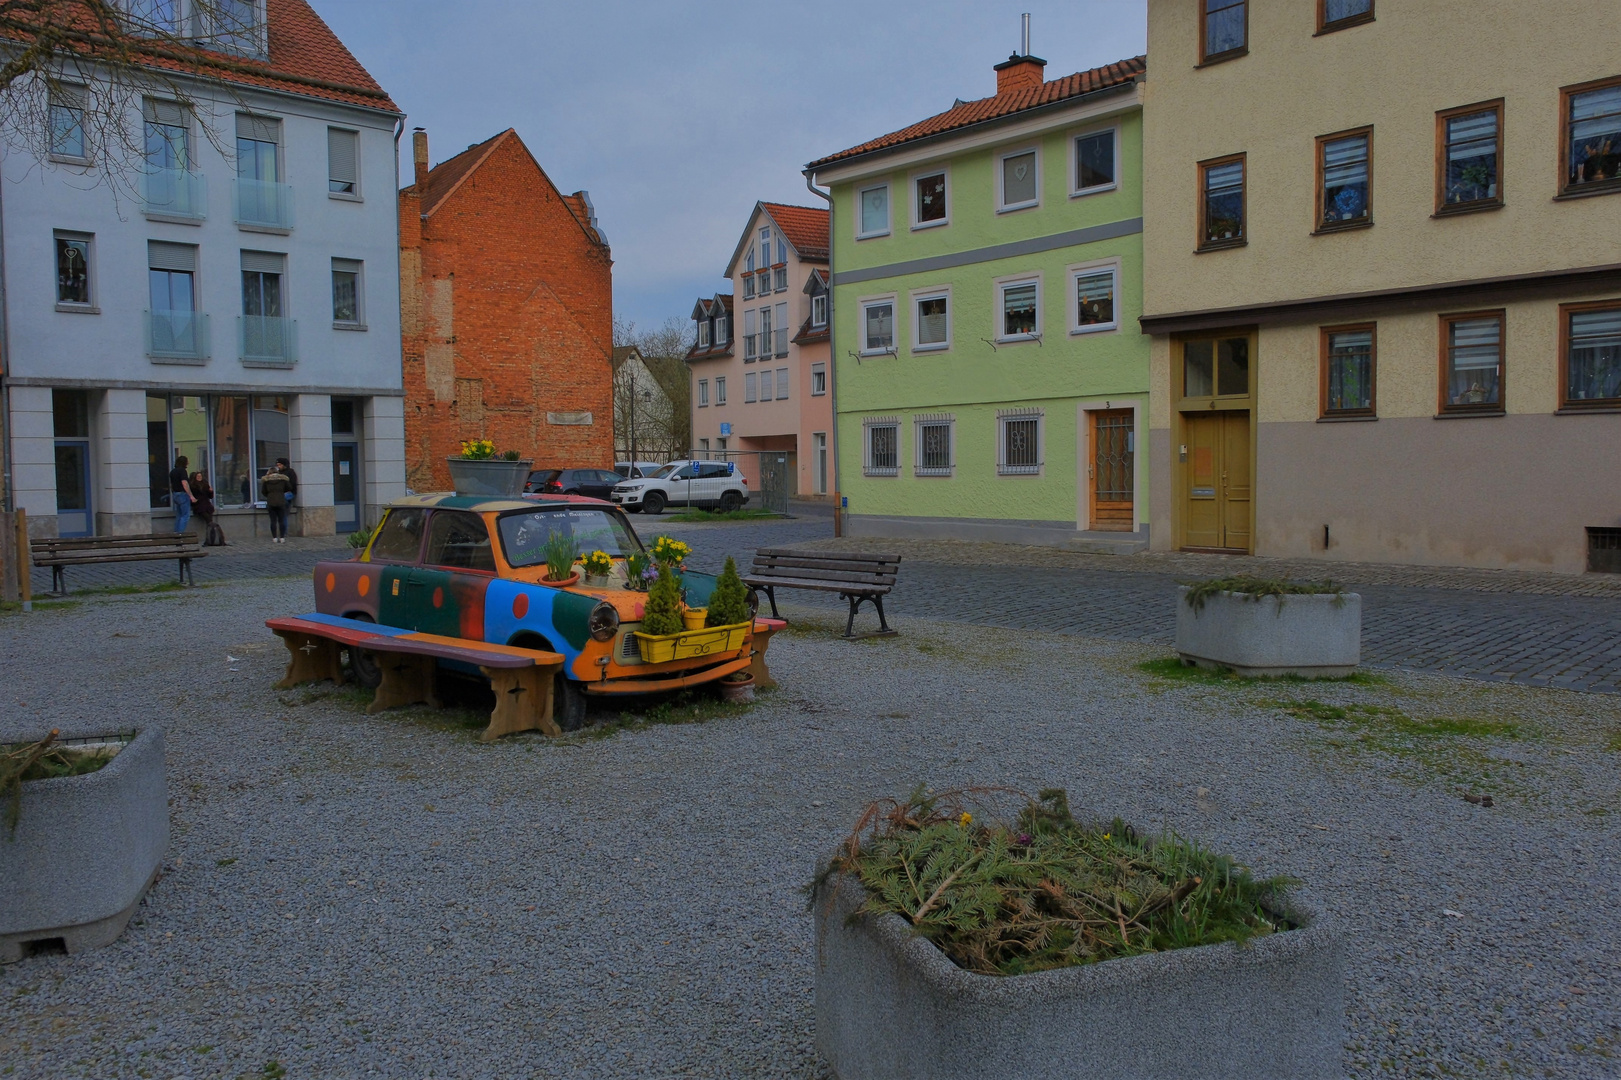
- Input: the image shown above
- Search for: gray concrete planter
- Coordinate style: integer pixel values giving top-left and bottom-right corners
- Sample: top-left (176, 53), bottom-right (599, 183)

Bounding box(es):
top-left (813, 875), bottom-right (1343, 1080)
top-left (446, 458), bottom-right (533, 497)
top-left (1, 726), bottom-right (168, 963)
top-left (1176, 586), bottom-right (1361, 677)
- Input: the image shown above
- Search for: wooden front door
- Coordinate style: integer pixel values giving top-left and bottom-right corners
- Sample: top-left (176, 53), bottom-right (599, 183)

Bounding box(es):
top-left (1182, 411), bottom-right (1251, 551)
top-left (1088, 409), bottom-right (1135, 531)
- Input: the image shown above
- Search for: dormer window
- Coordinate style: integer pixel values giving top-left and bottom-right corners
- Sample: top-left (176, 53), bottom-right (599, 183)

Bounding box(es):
top-left (812, 294), bottom-right (827, 328)
top-left (208, 0), bottom-right (266, 55)
top-left (698, 321), bottom-right (711, 348)
top-left (716, 314), bottom-right (728, 343)
top-left (123, 0), bottom-right (179, 34)
top-left (759, 226), bottom-right (772, 268)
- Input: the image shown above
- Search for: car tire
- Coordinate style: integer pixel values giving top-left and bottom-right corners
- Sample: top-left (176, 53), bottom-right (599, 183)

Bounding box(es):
top-left (718, 491), bottom-right (742, 513)
top-left (564, 489), bottom-right (580, 496)
top-left (554, 672), bottom-right (588, 732)
top-left (344, 612), bottom-right (383, 689)
top-left (643, 491), bottom-right (665, 515)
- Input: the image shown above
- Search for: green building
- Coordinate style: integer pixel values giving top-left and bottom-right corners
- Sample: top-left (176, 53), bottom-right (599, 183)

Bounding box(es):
top-left (805, 52), bottom-right (1149, 550)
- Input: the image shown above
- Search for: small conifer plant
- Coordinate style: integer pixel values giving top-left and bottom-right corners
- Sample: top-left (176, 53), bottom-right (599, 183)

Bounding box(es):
top-left (705, 556), bottom-right (752, 628)
top-left (641, 564), bottom-right (685, 637)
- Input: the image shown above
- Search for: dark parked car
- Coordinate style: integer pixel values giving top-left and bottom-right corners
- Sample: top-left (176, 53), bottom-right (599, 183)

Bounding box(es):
top-left (523, 468), bottom-right (624, 500)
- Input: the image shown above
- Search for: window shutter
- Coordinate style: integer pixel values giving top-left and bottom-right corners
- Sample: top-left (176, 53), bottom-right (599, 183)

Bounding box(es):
top-left (145, 98), bottom-right (185, 126)
top-left (777, 367), bottom-right (789, 399)
top-left (760, 369), bottom-right (772, 400)
top-left (241, 250), bottom-right (285, 273)
top-left (328, 128), bottom-right (358, 185)
top-left (236, 113), bottom-right (280, 143)
top-left (148, 240), bottom-right (196, 272)
top-left (745, 372), bottom-right (757, 402)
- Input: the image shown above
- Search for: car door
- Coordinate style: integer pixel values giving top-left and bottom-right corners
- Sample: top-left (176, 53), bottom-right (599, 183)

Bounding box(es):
top-left (698, 463), bottom-right (733, 506)
top-left (573, 470), bottom-right (613, 500)
top-left (371, 507), bottom-right (428, 628)
top-left (411, 510), bottom-right (496, 639)
top-left (663, 462), bottom-right (698, 506)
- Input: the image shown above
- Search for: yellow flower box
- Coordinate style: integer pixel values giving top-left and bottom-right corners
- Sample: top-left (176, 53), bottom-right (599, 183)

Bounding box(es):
top-left (634, 621), bottom-right (750, 664)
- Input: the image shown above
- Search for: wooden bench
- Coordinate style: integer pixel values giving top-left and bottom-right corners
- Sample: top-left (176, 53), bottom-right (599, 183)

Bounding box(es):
top-left (31, 532), bottom-right (206, 594)
top-left (266, 614), bottom-right (566, 741)
top-left (744, 548), bottom-right (901, 638)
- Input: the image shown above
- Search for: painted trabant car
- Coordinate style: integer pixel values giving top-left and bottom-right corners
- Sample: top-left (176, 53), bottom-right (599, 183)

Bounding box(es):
top-left (313, 493), bottom-right (754, 729)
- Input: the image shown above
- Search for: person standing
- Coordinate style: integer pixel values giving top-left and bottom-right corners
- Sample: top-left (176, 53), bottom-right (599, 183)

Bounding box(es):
top-left (191, 470), bottom-right (223, 546)
top-left (276, 457), bottom-right (298, 524)
top-left (169, 455), bottom-right (194, 535)
top-left (260, 462), bottom-right (292, 543)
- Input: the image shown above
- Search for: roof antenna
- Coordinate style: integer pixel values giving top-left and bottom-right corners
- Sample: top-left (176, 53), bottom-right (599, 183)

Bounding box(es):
top-left (1021, 12), bottom-right (1031, 57)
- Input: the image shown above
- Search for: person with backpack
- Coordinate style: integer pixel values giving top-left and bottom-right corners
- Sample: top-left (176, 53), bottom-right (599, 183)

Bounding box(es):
top-left (191, 470), bottom-right (226, 546)
top-left (260, 462), bottom-right (293, 543)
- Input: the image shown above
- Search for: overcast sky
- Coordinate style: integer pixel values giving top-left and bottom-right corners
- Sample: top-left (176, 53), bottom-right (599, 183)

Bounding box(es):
top-left (317, 0), bottom-right (1147, 334)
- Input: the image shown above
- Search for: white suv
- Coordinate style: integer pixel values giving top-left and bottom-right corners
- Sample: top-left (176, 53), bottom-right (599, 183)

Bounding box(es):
top-left (610, 460), bottom-right (750, 515)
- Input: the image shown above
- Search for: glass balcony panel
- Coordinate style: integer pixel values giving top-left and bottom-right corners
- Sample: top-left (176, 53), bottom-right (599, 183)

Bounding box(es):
top-left (233, 178), bottom-right (294, 230)
top-left (145, 309), bottom-right (210, 363)
top-left (141, 168), bottom-right (207, 220)
top-left (239, 315), bottom-right (297, 367)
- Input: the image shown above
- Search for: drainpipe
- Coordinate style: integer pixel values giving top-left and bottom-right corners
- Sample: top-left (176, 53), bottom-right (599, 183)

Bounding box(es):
top-left (804, 170), bottom-right (837, 536)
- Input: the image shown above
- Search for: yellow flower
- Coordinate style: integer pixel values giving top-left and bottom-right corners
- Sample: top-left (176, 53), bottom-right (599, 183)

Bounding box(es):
top-left (959, 812), bottom-right (972, 828)
top-left (1102, 832), bottom-right (1112, 841)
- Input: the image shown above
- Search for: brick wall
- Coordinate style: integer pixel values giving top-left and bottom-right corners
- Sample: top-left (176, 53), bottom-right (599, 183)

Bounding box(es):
top-left (400, 133), bottom-right (614, 491)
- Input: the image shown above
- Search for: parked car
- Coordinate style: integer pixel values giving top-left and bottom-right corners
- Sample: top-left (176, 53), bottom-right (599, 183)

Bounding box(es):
top-left (610, 460), bottom-right (749, 515)
top-left (524, 468), bottom-right (623, 500)
top-left (312, 493), bottom-right (758, 730)
top-left (614, 460), bottom-right (667, 480)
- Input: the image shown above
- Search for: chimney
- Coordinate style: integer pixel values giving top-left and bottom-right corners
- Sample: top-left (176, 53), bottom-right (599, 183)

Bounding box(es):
top-left (412, 128), bottom-right (428, 190)
top-left (994, 12), bottom-right (1046, 95)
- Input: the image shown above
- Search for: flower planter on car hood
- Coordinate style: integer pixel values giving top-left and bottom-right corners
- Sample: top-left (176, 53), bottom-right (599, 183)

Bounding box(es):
top-left (1, 726), bottom-right (168, 963)
top-left (813, 873), bottom-right (1343, 1080)
top-left (1176, 586), bottom-right (1361, 678)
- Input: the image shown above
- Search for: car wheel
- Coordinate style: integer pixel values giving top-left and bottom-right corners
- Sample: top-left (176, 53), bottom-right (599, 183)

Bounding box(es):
top-left (564, 489), bottom-right (580, 496)
top-left (344, 612), bottom-right (382, 689)
top-left (554, 672), bottom-right (588, 732)
top-left (718, 491), bottom-right (742, 513)
top-left (643, 491), bottom-right (665, 515)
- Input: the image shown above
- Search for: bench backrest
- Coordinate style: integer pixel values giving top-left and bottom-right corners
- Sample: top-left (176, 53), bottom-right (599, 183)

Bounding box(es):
top-left (32, 532), bottom-right (192, 553)
top-left (747, 548), bottom-right (900, 589)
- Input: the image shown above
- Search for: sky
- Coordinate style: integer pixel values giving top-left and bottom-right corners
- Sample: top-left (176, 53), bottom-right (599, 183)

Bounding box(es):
top-left (315, 0), bottom-right (1148, 334)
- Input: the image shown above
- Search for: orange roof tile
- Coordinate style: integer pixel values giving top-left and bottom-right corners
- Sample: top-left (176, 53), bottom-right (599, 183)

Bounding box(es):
top-left (807, 56), bottom-right (1144, 171)
top-left (761, 203), bottom-right (829, 261)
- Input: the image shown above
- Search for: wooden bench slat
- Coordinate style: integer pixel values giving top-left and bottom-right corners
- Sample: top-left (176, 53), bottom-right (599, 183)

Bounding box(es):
top-left (744, 575), bottom-right (893, 595)
top-left (267, 615), bottom-right (562, 670)
top-left (34, 549), bottom-right (204, 566)
top-left (33, 533), bottom-right (187, 548)
top-left (747, 566), bottom-right (895, 586)
top-left (756, 547), bottom-right (902, 564)
top-left (751, 557), bottom-right (899, 574)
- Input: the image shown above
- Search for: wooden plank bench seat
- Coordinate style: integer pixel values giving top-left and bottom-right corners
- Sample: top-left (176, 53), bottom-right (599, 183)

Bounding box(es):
top-left (266, 613), bottom-right (566, 741)
top-left (32, 532), bottom-right (206, 593)
top-left (743, 548), bottom-right (901, 638)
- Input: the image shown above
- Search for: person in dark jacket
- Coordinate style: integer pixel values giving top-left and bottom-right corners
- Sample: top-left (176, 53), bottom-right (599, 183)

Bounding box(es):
top-left (191, 471), bottom-right (225, 546)
top-left (260, 464), bottom-right (292, 543)
top-left (277, 457), bottom-right (298, 509)
top-left (168, 455), bottom-right (194, 534)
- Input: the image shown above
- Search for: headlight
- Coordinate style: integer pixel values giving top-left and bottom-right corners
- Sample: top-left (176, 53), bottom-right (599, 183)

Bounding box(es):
top-left (588, 601), bottom-right (620, 642)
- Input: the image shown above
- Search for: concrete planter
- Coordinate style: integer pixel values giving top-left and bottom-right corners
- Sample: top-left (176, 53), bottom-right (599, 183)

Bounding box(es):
top-left (1176, 586), bottom-right (1361, 677)
top-left (813, 875), bottom-right (1343, 1080)
top-left (0, 726), bottom-right (168, 963)
top-left (446, 458), bottom-right (533, 497)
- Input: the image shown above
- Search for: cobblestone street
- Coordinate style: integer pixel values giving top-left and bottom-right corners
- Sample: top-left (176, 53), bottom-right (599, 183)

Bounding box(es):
top-left (40, 505), bottom-right (1621, 693)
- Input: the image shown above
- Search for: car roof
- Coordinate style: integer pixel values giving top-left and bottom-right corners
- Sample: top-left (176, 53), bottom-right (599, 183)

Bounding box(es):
top-left (387, 492), bottom-right (615, 512)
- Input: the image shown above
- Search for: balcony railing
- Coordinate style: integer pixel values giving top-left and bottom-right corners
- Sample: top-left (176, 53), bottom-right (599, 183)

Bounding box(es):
top-left (141, 167), bottom-right (207, 221)
top-left (145, 309), bottom-right (210, 363)
top-left (743, 333), bottom-right (759, 359)
top-left (239, 315), bottom-right (297, 367)
top-left (233, 178), bottom-right (294, 231)
top-left (774, 328), bottom-right (789, 356)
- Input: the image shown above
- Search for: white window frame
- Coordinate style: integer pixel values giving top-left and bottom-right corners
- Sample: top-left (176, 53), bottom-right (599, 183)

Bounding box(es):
top-left (715, 376), bottom-right (727, 405)
top-left (697, 378), bottom-right (709, 407)
top-left (811, 293), bottom-right (827, 328)
top-left (697, 321), bottom-right (710, 348)
top-left (913, 413), bottom-right (955, 477)
top-left (53, 229), bottom-right (97, 312)
top-left (996, 407), bottom-right (1045, 476)
top-left (327, 125), bottom-right (362, 201)
top-left (863, 417), bottom-right (900, 477)
top-left (1067, 257), bottom-right (1121, 336)
top-left (759, 226), bottom-right (772, 269)
top-left (859, 294), bottom-right (898, 356)
top-left (1070, 123), bottom-right (1120, 198)
top-left (910, 286), bottom-right (952, 353)
top-left (776, 366), bottom-right (789, 400)
top-left (910, 167), bottom-right (950, 230)
top-left (996, 144), bottom-right (1042, 213)
top-left (47, 83), bottom-right (91, 164)
top-left (994, 273), bottom-right (1043, 344)
top-left (811, 363), bottom-right (827, 396)
top-left (699, 438), bottom-right (710, 451)
top-left (856, 182), bottom-right (891, 239)
top-left (743, 274), bottom-right (755, 300)
top-left (715, 314), bottom-right (727, 343)
top-left (330, 257), bottom-right (365, 329)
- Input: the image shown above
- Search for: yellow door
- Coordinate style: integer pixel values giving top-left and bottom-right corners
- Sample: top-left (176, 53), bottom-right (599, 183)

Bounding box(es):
top-left (1181, 411), bottom-right (1250, 551)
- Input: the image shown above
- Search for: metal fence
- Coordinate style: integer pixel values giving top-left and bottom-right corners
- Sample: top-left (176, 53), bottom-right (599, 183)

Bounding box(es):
top-left (692, 449), bottom-right (797, 514)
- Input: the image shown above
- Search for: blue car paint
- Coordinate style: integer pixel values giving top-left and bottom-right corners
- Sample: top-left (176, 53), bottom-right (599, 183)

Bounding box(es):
top-left (483, 578), bottom-right (584, 675)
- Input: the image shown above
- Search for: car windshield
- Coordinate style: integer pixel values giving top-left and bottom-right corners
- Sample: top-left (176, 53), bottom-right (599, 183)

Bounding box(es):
top-left (497, 507), bottom-right (644, 567)
top-left (649, 464), bottom-right (682, 479)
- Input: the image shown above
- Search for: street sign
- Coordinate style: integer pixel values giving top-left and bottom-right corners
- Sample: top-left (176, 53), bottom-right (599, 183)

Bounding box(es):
top-left (720, 422), bottom-right (732, 436)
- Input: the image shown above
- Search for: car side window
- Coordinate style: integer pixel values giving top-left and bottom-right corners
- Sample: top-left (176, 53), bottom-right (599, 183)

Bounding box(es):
top-left (423, 510), bottom-right (496, 572)
top-left (368, 508), bottom-right (426, 563)
top-left (597, 470), bottom-right (621, 484)
top-left (671, 465), bottom-right (695, 480)
top-left (700, 463), bottom-right (731, 479)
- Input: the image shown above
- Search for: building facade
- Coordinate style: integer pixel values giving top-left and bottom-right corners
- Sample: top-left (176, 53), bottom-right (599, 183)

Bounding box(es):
top-left (1142, 0), bottom-right (1621, 573)
top-left (1, 0), bottom-right (406, 537)
top-left (612, 344), bottom-right (684, 463)
top-left (400, 128), bottom-right (613, 492)
top-left (807, 53), bottom-right (1150, 548)
top-left (686, 203), bottom-right (833, 499)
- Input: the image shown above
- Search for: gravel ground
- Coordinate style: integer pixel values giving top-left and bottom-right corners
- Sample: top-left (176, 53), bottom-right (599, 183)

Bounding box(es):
top-left (2, 579), bottom-right (1619, 1079)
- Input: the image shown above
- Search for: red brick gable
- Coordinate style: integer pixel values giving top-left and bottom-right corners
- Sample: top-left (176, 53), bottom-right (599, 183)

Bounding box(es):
top-left (807, 56), bottom-right (1144, 170)
top-left (417, 129), bottom-right (608, 250)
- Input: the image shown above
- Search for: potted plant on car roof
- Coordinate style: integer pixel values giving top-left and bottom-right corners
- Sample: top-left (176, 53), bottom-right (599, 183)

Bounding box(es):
top-left (446, 440), bottom-right (532, 497)
top-left (540, 530), bottom-right (579, 588)
top-left (811, 786), bottom-right (1343, 1080)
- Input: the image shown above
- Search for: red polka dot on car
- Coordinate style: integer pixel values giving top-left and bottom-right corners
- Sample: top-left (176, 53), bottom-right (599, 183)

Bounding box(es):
top-left (513, 593), bottom-right (529, 619)
top-left (432, 587), bottom-right (444, 608)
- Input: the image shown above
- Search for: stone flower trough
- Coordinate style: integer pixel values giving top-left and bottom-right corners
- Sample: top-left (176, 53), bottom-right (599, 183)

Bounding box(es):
top-left (1, 726), bottom-right (168, 963)
top-left (813, 874), bottom-right (1343, 1080)
top-left (1175, 584), bottom-right (1362, 678)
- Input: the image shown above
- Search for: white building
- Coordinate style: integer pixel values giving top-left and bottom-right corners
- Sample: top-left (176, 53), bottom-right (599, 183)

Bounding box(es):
top-left (0, 0), bottom-right (406, 538)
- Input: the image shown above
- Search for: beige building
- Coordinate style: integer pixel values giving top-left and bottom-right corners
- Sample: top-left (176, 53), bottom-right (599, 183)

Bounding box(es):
top-left (686, 203), bottom-right (834, 499)
top-left (1141, 0), bottom-right (1621, 573)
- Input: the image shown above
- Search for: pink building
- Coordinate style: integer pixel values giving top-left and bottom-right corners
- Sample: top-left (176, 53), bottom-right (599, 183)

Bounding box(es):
top-left (687, 203), bottom-right (832, 499)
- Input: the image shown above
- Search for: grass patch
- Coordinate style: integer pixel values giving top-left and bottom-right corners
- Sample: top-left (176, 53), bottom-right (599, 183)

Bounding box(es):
top-left (0, 598), bottom-right (81, 615)
top-left (661, 507), bottom-right (783, 523)
top-left (1136, 656), bottom-right (1382, 687)
top-left (75, 581), bottom-right (189, 596)
top-left (817, 787), bottom-right (1296, 977)
top-left (1606, 732), bottom-right (1621, 753)
top-left (1260, 698), bottom-right (1525, 740)
top-left (561, 687), bottom-right (758, 743)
